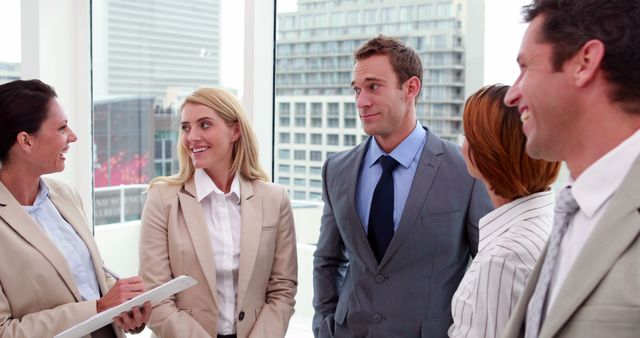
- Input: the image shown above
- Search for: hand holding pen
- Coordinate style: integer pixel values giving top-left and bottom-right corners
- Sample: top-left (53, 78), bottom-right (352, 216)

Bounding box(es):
top-left (98, 266), bottom-right (152, 333)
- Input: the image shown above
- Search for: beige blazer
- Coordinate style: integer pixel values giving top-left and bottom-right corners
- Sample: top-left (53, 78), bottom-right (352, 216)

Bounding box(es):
top-left (139, 176), bottom-right (297, 338)
top-left (501, 155), bottom-right (640, 338)
top-left (0, 178), bottom-right (123, 338)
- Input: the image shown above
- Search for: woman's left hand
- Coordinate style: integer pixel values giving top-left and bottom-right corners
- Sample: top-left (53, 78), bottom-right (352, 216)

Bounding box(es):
top-left (113, 301), bottom-right (152, 334)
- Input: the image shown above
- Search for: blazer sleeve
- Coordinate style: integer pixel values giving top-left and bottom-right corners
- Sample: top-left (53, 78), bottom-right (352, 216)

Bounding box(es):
top-left (0, 288), bottom-right (97, 338)
top-left (138, 186), bottom-right (211, 337)
top-left (312, 159), bottom-right (348, 338)
top-left (248, 186), bottom-right (298, 338)
top-left (465, 178), bottom-right (492, 256)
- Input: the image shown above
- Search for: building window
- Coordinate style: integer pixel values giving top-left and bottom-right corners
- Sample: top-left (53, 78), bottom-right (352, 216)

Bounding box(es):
top-left (310, 166), bottom-right (322, 175)
top-left (344, 134), bottom-right (356, 146)
top-left (279, 116), bottom-right (290, 127)
top-left (278, 177), bottom-right (290, 185)
top-left (311, 117), bottom-right (323, 128)
top-left (343, 102), bottom-right (356, 116)
top-left (310, 133), bottom-right (322, 144)
top-left (278, 164), bottom-right (290, 173)
top-left (328, 117), bottom-right (340, 128)
top-left (280, 102), bottom-right (290, 115)
top-left (311, 102), bottom-right (322, 116)
top-left (294, 165), bottom-right (306, 174)
top-left (279, 149), bottom-right (290, 160)
top-left (293, 191), bottom-right (306, 200)
top-left (294, 150), bottom-right (306, 160)
top-left (279, 132), bottom-right (290, 143)
top-left (310, 151), bottom-right (322, 162)
top-left (310, 192), bottom-right (322, 200)
top-left (344, 118), bottom-right (356, 128)
top-left (294, 133), bottom-right (306, 144)
top-left (327, 134), bottom-right (339, 145)
top-left (310, 179), bottom-right (322, 188)
top-left (294, 178), bottom-right (306, 187)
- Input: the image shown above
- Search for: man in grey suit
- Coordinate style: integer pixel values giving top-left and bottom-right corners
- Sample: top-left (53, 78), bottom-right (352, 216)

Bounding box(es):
top-left (501, 1), bottom-right (640, 338)
top-left (312, 35), bottom-right (492, 338)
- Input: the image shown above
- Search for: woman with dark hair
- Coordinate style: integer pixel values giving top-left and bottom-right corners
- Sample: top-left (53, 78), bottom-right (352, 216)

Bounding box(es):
top-left (0, 79), bottom-right (150, 338)
top-left (448, 84), bottom-right (561, 338)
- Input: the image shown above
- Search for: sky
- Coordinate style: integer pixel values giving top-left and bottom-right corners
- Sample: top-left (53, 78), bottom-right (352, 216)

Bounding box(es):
top-left (0, 0), bottom-right (531, 88)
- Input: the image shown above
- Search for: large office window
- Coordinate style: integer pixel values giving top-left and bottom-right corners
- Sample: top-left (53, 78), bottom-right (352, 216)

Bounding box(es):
top-left (7, 1), bottom-right (565, 338)
top-left (0, 0), bottom-right (20, 85)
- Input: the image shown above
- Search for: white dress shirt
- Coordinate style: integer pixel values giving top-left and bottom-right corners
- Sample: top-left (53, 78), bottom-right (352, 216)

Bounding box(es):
top-left (23, 179), bottom-right (101, 301)
top-left (194, 169), bottom-right (241, 335)
top-left (547, 130), bottom-right (640, 310)
top-left (449, 190), bottom-right (554, 338)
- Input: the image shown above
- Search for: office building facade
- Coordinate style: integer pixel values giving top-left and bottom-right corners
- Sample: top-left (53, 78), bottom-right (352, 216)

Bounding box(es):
top-left (274, 0), bottom-right (484, 200)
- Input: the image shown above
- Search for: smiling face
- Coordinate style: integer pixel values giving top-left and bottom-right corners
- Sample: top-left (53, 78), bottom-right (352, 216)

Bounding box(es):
top-left (180, 102), bottom-right (240, 175)
top-left (352, 54), bottom-right (417, 151)
top-left (504, 15), bottom-right (577, 161)
top-left (28, 98), bottom-right (77, 175)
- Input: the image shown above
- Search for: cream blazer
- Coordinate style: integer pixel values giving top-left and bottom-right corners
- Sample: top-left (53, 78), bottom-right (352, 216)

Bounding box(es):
top-left (139, 176), bottom-right (297, 338)
top-left (0, 178), bottom-right (123, 338)
top-left (501, 155), bottom-right (640, 338)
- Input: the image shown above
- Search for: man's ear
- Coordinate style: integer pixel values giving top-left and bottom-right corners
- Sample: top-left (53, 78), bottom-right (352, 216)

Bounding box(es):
top-left (573, 39), bottom-right (605, 88)
top-left (403, 76), bottom-right (421, 102)
top-left (15, 131), bottom-right (34, 153)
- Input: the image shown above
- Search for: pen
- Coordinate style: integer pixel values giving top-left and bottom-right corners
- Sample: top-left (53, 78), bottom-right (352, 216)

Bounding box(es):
top-left (103, 265), bottom-right (121, 280)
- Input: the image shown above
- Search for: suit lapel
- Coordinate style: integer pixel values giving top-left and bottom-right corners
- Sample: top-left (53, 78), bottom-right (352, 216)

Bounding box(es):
top-left (541, 156), bottom-right (640, 337)
top-left (380, 129), bottom-right (443, 267)
top-left (339, 140), bottom-right (379, 268)
top-left (237, 177), bottom-right (260, 308)
top-left (0, 181), bottom-right (82, 301)
top-left (178, 180), bottom-right (219, 308)
top-left (47, 185), bottom-right (112, 296)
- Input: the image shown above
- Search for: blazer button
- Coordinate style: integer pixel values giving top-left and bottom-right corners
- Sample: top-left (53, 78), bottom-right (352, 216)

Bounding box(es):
top-left (238, 311), bottom-right (245, 321)
top-left (373, 314), bottom-right (383, 324)
top-left (375, 275), bottom-right (385, 284)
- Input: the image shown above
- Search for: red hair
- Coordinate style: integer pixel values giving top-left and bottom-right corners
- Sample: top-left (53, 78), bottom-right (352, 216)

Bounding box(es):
top-left (463, 85), bottom-right (560, 199)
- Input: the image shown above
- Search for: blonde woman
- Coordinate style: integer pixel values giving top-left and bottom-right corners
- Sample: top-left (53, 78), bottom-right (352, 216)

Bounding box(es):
top-left (139, 87), bottom-right (297, 338)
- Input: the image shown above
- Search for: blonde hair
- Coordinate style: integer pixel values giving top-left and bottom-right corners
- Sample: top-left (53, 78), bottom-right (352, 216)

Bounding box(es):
top-left (149, 87), bottom-right (269, 187)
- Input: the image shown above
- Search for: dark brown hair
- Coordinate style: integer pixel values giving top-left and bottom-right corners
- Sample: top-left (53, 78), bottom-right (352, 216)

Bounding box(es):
top-left (353, 34), bottom-right (423, 96)
top-left (463, 85), bottom-right (560, 199)
top-left (0, 79), bottom-right (57, 162)
top-left (523, 0), bottom-right (640, 113)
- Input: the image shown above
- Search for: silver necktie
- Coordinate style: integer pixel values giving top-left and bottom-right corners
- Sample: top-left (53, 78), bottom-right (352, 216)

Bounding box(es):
top-left (525, 186), bottom-right (579, 338)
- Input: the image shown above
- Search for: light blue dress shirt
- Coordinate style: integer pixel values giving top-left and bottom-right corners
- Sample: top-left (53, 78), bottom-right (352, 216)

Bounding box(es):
top-left (23, 180), bottom-right (101, 301)
top-left (356, 121), bottom-right (427, 234)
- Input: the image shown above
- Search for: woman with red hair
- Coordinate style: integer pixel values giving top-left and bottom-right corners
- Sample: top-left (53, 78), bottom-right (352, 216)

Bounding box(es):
top-left (449, 84), bottom-right (560, 338)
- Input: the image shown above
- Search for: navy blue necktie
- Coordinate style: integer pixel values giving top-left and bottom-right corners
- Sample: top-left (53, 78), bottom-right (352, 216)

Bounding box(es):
top-left (368, 155), bottom-right (400, 263)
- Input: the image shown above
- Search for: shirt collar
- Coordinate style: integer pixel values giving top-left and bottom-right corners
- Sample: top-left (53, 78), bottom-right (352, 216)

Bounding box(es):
top-left (194, 168), bottom-right (241, 205)
top-left (571, 129), bottom-right (640, 217)
top-left (23, 179), bottom-right (50, 214)
top-left (365, 120), bottom-right (426, 168)
top-left (478, 190), bottom-right (555, 247)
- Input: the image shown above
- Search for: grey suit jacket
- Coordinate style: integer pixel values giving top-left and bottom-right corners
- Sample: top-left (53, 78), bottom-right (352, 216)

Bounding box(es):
top-left (312, 129), bottom-right (493, 338)
top-left (501, 155), bottom-right (640, 338)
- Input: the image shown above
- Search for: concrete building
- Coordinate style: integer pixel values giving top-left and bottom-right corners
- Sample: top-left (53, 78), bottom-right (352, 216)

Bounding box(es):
top-left (274, 0), bottom-right (485, 200)
top-left (92, 0), bottom-right (221, 98)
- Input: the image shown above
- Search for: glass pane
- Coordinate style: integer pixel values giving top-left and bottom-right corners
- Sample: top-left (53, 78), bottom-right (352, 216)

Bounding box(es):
top-left (91, 0), bottom-right (247, 288)
top-left (0, 0), bottom-right (21, 84)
